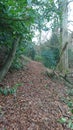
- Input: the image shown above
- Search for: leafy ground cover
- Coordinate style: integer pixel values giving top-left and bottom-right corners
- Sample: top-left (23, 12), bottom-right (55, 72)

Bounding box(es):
top-left (0, 60), bottom-right (72, 130)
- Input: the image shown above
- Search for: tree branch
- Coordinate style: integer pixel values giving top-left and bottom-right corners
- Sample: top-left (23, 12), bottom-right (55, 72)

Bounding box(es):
top-left (68, 20), bottom-right (73, 23)
top-left (67, 0), bottom-right (73, 5)
top-left (0, 16), bottom-right (31, 22)
top-left (46, 44), bottom-right (61, 49)
top-left (68, 29), bottom-right (73, 33)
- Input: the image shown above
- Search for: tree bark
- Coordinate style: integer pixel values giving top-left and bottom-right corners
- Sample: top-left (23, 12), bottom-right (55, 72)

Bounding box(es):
top-left (55, 42), bottom-right (68, 71)
top-left (58, 0), bottom-right (68, 72)
top-left (0, 37), bottom-right (20, 82)
top-left (61, 0), bottom-right (68, 72)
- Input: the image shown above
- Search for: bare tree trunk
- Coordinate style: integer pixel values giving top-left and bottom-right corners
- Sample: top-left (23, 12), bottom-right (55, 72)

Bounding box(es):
top-left (0, 37), bottom-right (20, 82)
top-left (58, 0), bottom-right (68, 72)
top-left (62, 0), bottom-right (68, 72)
top-left (56, 42), bottom-right (68, 70)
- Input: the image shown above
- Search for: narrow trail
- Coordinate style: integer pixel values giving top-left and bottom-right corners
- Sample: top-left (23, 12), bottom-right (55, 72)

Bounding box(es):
top-left (0, 61), bottom-right (71, 130)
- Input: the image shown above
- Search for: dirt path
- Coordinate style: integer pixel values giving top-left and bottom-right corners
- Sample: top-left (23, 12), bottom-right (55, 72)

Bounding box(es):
top-left (0, 61), bottom-right (70, 130)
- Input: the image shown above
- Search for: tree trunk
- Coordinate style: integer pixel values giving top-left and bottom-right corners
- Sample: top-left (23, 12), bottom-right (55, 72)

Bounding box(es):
top-left (62, 0), bottom-right (68, 72)
top-left (58, 0), bottom-right (68, 72)
top-left (0, 37), bottom-right (20, 82)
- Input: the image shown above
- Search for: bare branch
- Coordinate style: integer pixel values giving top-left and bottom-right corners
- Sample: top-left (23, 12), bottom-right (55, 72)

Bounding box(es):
top-left (68, 29), bottom-right (73, 33)
top-left (67, 0), bottom-right (73, 5)
top-left (68, 21), bottom-right (73, 23)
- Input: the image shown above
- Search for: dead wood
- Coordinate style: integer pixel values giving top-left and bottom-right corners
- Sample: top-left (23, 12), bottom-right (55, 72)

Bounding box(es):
top-left (45, 68), bottom-right (73, 86)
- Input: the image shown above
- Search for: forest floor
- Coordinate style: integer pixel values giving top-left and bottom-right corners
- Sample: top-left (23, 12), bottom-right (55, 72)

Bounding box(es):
top-left (0, 60), bottom-right (73, 130)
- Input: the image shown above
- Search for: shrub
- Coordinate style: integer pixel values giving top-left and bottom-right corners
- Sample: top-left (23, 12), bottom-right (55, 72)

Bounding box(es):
top-left (24, 44), bottom-right (36, 60)
top-left (41, 49), bottom-right (55, 68)
top-left (41, 48), bottom-right (60, 69)
top-left (11, 57), bottom-right (23, 70)
top-left (59, 100), bottom-right (73, 129)
top-left (35, 55), bottom-right (43, 62)
top-left (0, 83), bottom-right (22, 96)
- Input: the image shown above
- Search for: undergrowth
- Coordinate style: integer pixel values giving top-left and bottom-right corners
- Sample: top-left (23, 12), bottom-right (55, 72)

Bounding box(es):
top-left (59, 88), bottom-right (73, 129)
top-left (0, 83), bottom-right (22, 96)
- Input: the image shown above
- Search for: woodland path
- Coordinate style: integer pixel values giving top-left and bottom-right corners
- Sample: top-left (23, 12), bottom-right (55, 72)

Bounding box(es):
top-left (0, 61), bottom-right (71, 130)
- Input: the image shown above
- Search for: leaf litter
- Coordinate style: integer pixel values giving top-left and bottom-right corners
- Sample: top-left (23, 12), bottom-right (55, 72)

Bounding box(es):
top-left (0, 61), bottom-right (71, 130)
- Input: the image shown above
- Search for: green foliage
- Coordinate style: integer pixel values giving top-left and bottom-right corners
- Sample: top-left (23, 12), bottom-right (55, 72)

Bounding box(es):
top-left (0, 0), bottom-right (64, 78)
top-left (68, 89), bottom-right (73, 96)
top-left (24, 44), bottom-right (36, 60)
top-left (68, 101), bottom-right (73, 108)
top-left (34, 32), bottom-right (60, 69)
top-left (41, 49), bottom-right (55, 68)
top-left (0, 83), bottom-right (21, 96)
top-left (59, 117), bottom-right (73, 130)
top-left (11, 57), bottom-right (23, 70)
top-left (35, 55), bottom-right (43, 62)
top-left (59, 117), bottom-right (67, 124)
top-left (0, 0), bottom-right (35, 72)
top-left (68, 120), bottom-right (73, 129)
top-left (59, 100), bottom-right (73, 129)
top-left (41, 48), bottom-right (59, 69)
